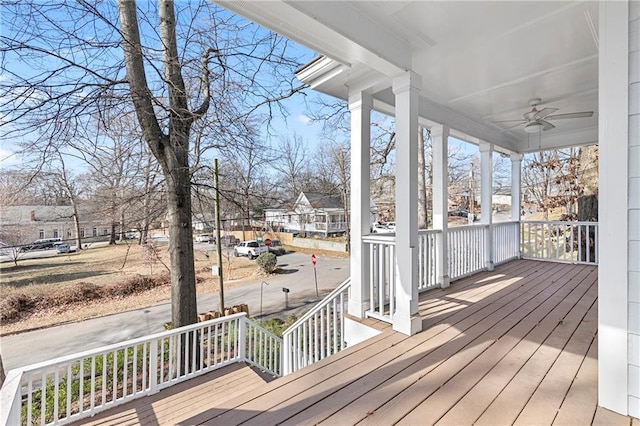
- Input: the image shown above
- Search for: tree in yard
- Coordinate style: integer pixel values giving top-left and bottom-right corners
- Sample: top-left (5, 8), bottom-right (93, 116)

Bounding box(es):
top-left (522, 148), bottom-right (587, 220)
top-left (0, 229), bottom-right (30, 267)
top-left (313, 139), bottom-right (350, 248)
top-left (1, 1), bottom-right (306, 330)
top-left (272, 133), bottom-right (315, 201)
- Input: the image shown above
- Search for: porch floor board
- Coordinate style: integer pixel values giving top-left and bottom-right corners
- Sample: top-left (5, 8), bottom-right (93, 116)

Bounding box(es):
top-left (74, 260), bottom-right (637, 426)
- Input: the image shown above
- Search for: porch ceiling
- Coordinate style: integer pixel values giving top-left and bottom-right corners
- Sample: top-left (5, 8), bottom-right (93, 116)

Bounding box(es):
top-left (215, 1), bottom-right (600, 154)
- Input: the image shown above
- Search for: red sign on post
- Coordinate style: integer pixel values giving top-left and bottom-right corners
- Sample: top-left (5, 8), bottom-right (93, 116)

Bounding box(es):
top-left (311, 254), bottom-right (317, 266)
top-left (264, 238), bottom-right (272, 247)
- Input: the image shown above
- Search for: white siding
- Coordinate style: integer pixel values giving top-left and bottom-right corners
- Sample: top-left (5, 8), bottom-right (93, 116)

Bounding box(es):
top-left (629, 0), bottom-right (640, 418)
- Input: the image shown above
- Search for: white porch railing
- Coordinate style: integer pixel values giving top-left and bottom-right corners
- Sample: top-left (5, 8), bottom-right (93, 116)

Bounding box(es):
top-left (520, 221), bottom-right (598, 264)
top-left (492, 221), bottom-right (521, 265)
top-left (0, 313), bottom-right (281, 426)
top-left (282, 278), bottom-right (350, 375)
top-left (418, 229), bottom-right (440, 291)
top-left (448, 224), bottom-right (487, 280)
top-left (362, 234), bottom-right (396, 323)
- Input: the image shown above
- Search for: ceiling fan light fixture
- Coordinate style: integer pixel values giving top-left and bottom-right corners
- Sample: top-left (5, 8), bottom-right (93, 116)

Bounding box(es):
top-left (524, 122), bottom-right (543, 133)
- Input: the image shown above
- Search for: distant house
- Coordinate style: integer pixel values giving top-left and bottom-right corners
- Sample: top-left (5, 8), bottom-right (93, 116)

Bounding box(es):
top-left (0, 205), bottom-right (107, 245)
top-left (264, 192), bottom-right (378, 237)
top-left (192, 212), bottom-right (216, 232)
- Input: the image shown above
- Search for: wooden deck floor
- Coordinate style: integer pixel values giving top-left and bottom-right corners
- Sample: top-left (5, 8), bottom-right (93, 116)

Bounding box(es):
top-left (77, 260), bottom-right (639, 426)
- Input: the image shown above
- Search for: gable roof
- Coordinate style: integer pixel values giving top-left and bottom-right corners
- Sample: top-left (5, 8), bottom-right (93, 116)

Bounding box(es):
top-left (301, 192), bottom-right (343, 209)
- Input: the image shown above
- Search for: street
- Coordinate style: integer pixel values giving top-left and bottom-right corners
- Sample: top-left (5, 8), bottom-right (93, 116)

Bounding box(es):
top-left (0, 251), bottom-right (349, 371)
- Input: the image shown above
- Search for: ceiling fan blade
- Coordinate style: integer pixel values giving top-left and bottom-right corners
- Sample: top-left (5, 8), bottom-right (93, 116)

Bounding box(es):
top-left (499, 122), bottom-right (527, 131)
top-left (541, 120), bottom-right (555, 131)
top-left (545, 111), bottom-right (594, 120)
top-left (533, 107), bottom-right (559, 120)
top-left (492, 119), bottom-right (526, 123)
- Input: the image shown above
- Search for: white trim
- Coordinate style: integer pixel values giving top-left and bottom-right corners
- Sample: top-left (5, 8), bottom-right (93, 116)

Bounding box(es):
top-left (348, 91), bottom-right (372, 318)
top-left (598, 0), bottom-right (629, 415)
top-left (392, 71), bottom-right (422, 335)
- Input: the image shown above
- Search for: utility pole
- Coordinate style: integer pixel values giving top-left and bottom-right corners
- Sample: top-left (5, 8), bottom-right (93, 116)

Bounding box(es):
top-left (214, 159), bottom-right (225, 313)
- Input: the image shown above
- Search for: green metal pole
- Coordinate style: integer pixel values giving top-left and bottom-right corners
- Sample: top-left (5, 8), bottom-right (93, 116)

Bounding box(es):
top-left (214, 159), bottom-right (225, 313)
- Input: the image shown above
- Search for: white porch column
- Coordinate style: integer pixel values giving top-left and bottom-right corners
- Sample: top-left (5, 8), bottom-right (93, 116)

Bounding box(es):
top-left (480, 143), bottom-right (494, 271)
top-left (510, 154), bottom-right (523, 222)
top-left (432, 125), bottom-right (450, 289)
top-left (392, 71), bottom-right (422, 336)
top-left (347, 91), bottom-right (372, 318)
top-left (598, 0), bottom-right (631, 416)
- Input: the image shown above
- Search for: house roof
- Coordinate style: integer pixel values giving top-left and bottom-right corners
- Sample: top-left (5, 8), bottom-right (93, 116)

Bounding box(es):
top-left (302, 192), bottom-right (343, 209)
top-left (0, 205), bottom-right (75, 225)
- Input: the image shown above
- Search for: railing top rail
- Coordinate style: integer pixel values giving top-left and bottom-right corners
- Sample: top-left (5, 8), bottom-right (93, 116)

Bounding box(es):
top-left (449, 223), bottom-right (490, 231)
top-left (362, 234), bottom-right (396, 244)
top-left (491, 220), bottom-right (520, 226)
top-left (13, 313), bottom-right (248, 374)
top-left (282, 278), bottom-right (351, 338)
top-left (520, 220), bottom-right (599, 226)
top-left (417, 229), bottom-right (442, 235)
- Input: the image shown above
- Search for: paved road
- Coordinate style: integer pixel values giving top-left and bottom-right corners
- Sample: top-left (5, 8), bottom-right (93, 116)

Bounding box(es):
top-left (0, 252), bottom-right (349, 371)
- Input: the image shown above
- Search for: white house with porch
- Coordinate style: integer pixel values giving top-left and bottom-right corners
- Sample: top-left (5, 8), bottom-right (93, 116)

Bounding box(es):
top-left (264, 191), bottom-right (378, 236)
top-left (1, 1), bottom-right (638, 424)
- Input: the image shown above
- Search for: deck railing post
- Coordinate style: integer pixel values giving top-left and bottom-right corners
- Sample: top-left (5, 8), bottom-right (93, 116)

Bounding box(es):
top-left (149, 337), bottom-right (158, 394)
top-left (485, 224), bottom-right (494, 271)
top-left (238, 315), bottom-right (247, 363)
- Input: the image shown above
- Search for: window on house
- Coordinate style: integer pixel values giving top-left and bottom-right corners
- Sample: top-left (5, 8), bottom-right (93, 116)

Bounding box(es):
top-left (92, 227), bottom-right (97, 237)
top-left (39, 229), bottom-right (44, 239)
top-left (53, 229), bottom-right (59, 238)
top-left (103, 229), bottom-right (108, 236)
top-left (67, 229), bottom-right (72, 238)
top-left (80, 228), bottom-right (85, 238)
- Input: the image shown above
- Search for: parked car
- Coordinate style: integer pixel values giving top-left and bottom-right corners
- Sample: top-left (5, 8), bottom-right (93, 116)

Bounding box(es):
top-left (268, 239), bottom-right (285, 256)
top-left (449, 209), bottom-right (469, 217)
top-left (233, 240), bottom-right (269, 260)
top-left (371, 223), bottom-right (389, 233)
top-left (56, 244), bottom-right (71, 254)
top-left (125, 230), bottom-right (140, 239)
top-left (21, 237), bottom-right (63, 251)
top-left (220, 235), bottom-right (239, 247)
top-left (383, 222), bottom-right (396, 232)
top-left (195, 234), bottom-right (214, 243)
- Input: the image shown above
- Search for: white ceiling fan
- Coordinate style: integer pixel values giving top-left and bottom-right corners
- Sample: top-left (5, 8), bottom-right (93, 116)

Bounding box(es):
top-left (494, 98), bottom-right (594, 133)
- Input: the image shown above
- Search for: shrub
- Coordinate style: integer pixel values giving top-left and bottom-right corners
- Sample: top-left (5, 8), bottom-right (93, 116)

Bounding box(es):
top-left (0, 294), bottom-right (39, 322)
top-left (55, 282), bottom-right (103, 306)
top-left (103, 274), bottom-right (169, 297)
top-left (256, 252), bottom-right (277, 274)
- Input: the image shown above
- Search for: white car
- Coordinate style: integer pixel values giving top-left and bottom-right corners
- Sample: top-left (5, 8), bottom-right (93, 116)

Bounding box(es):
top-left (234, 240), bottom-right (268, 260)
top-left (384, 222), bottom-right (396, 232)
top-left (195, 234), bottom-right (213, 243)
top-left (371, 223), bottom-right (388, 233)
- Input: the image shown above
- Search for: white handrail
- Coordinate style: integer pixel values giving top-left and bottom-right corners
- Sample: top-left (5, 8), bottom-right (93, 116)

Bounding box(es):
top-left (520, 221), bottom-right (598, 264)
top-left (448, 225), bottom-right (488, 280)
top-left (492, 221), bottom-right (520, 265)
top-left (282, 278), bottom-right (351, 375)
top-left (0, 313), bottom-right (281, 426)
top-left (417, 229), bottom-right (440, 291)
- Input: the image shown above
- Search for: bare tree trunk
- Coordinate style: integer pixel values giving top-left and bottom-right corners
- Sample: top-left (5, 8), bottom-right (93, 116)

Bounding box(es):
top-left (118, 0), bottom-right (199, 330)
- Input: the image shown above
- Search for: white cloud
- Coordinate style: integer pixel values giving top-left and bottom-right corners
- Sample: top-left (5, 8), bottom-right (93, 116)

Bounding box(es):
top-left (0, 146), bottom-right (21, 169)
top-left (297, 114), bottom-right (312, 125)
